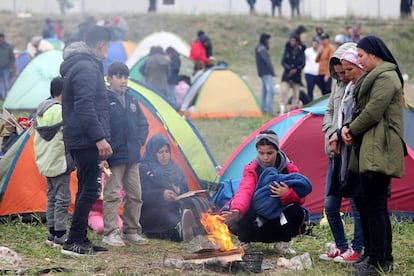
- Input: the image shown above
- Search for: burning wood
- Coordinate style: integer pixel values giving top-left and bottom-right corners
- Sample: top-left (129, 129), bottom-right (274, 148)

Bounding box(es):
top-left (182, 212), bottom-right (243, 265)
top-left (199, 212), bottom-right (235, 251)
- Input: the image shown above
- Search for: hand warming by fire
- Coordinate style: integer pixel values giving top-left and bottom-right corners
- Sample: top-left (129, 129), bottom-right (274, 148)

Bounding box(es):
top-left (200, 212), bottom-right (236, 252)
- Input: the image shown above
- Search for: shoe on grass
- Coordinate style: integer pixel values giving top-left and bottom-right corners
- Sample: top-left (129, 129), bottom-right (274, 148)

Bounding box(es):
top-left (180, 209), bottom-right (195, 242)
top-left (45, 233), bottom-right (55, 247)
top-left (274, 241), bottom-right (296, 255)
top-left (334, 247), bottom-right (360, 264)
top-left (61, 241), bottom-right (96, 257)
top-left (53, 234), bottom-right (67, 247)
top-left (319, 244), bottom-right (345, 261)
top-left (121, 232), bottom-right (147, 245)
top-left (103, 230), bottom-right (125, 246)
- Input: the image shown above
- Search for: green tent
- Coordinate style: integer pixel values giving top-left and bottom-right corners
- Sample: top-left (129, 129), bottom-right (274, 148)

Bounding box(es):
top-left (3, 50), bottom-right (63, 110)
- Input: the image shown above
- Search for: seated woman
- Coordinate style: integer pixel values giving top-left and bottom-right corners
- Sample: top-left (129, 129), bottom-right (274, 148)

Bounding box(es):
top-left (220, 130), bottom-right (311, 254)
top-left (139, 134), bottom-right (208, 242)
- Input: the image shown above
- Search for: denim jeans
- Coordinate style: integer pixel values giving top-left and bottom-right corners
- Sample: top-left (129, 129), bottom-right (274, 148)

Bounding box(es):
top-left (304, 73), bottom-right (325, 101)
top-left (67, 147), bottom-right (101, 244)
top-left (260, 74), bottom-right (275, 113)
top-left (324, 158), bottom-right (364, 252)
top-left (0, 69), bottom-right (11, 99)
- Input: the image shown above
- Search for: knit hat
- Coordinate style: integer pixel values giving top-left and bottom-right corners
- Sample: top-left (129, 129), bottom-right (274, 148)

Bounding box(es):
top-left (340, 48), bottom-right (363, 69)
top-left (255, 132), bottom-right (279, 150)
top-left (357, 35), bottom-right (403, 87)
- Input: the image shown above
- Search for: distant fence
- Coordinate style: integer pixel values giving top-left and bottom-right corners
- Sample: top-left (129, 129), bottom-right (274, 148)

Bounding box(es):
top-left (0, 0), bottom-right (402, 19)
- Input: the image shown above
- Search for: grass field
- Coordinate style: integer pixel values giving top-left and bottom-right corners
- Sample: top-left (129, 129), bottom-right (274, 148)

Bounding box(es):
top-left (1, 12), bottom-right (414, 275)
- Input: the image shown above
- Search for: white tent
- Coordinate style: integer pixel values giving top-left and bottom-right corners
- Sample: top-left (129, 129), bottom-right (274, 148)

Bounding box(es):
top-left (126, 31), bottom-right (190, 68)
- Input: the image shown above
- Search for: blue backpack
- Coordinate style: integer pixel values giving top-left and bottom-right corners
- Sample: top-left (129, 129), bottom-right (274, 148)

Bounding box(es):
top-left (210, 179), bottom-right (240, 212)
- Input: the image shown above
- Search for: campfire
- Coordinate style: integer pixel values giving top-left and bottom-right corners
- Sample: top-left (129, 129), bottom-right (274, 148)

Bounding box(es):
top-left (182, 212), bottom-right (243, 265)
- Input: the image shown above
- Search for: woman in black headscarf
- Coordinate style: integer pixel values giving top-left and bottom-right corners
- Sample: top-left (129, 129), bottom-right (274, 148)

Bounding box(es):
top-left (341, 35), bottom-right (406, 275)
top-left (139, 134), bottom-right (208, 242)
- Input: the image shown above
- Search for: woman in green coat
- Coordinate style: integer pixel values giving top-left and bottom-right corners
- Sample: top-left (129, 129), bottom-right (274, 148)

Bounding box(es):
top-left (341, 35), bottom-right (406, 276)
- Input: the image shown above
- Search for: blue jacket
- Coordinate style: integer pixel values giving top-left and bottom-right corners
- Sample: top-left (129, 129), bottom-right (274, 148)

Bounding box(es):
top-left (252, 167), bottom-right (312, 220)
top-left (60, 42), bottom-right (110, 150)
top-left (107, 88), bottom-right (149, 166)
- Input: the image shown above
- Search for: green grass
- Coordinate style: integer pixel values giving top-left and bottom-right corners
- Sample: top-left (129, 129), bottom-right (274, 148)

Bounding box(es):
top-left (1, 214), bottom-right (413, 275)
top-left (1, 12), bottom-right (414, 275)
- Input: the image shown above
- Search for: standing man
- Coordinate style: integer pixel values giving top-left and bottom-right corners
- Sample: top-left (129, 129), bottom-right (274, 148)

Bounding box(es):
top-left (316, 33), bottom-right (336, 95)
top-left (0, 33), bottom-right (15, 100)
top-left (280, 35), bottom-right (305, 114)
top-left (102, 61), bottom-right (149, 247)
top-left (255, 33), bottom-right (276, 115)
top-left (60, 25), bottom-right (113, 256)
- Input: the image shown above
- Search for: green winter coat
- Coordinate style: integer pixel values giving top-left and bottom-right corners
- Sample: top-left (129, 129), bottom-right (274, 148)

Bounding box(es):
top-left (348, 61), bottom-right (405, 178)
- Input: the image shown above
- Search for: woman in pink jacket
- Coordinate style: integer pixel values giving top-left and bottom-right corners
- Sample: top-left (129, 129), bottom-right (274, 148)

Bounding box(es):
top-left (221, 130), bottom-right (307, 254)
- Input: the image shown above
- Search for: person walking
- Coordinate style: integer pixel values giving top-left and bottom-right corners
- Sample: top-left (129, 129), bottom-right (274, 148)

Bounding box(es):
top-left (102, 61), bottom-right (149, 247)
top-left (60, 25), bottom-right (113, 256)
top-left (255, 33), bottom-right (276, 115)
top-left (0, 33), bottom-right (15, 99)
top-left (34, 77), bottom-right (75, 248)
top-left (342, 35), bottom-right (406, 275)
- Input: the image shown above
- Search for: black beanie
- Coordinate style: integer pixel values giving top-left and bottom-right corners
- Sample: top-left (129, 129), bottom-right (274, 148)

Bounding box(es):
top-left (357, 35), bottom-right (403, 87)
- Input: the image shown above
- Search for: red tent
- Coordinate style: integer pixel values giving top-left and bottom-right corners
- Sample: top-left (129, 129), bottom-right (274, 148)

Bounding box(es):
top-left (219, 104), bottom-right (414, 219)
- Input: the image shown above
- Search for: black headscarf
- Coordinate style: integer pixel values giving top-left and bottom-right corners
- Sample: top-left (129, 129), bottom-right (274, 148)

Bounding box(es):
top-left (357, 35), bottom-right (404, 88)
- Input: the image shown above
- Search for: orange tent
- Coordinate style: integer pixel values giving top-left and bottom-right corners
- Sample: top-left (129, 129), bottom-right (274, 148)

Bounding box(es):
top-left (0, 128), bottom-right (78, 218)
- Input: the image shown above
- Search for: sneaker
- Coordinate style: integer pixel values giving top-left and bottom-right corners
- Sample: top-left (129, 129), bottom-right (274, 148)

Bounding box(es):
top-left (334, 248), bottom-right (360, 263)
top-left (61, 241), bottom-right (96, 257)
top-left (274, 241), bottom-right (296, 255)
top-left (83, 238), bottom-right (108, 252)
top-left (352, 262), bottom-right (393, 276)
top-left (319, 244), bottom-right (344, 261)
top-left (103, 230), bottom-right (125, 247)
top-left (45, 233), bottom-right (55, 247)
top-left (53, 234), bottom-right (67, 247)
top-left (180, 209), bottom-right (195, 242)
top-left (121, 232), bottom-right (147, 245)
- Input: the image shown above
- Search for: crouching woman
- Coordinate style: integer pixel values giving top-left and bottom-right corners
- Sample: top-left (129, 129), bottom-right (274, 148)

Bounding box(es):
top-left (220, 130), bottom-right (312, 254)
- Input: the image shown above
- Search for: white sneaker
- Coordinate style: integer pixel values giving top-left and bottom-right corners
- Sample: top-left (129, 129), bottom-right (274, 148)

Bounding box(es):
top-left (319, 243), bottom-right (344, 261)
top-left (103, 230), bottom-right (126, 247)
top-left (121, 232), bottom-right (147, 245)
top-left (180, 209), bottom-right (195, 242)
top-left (274, 241), bottom-right (296, 255)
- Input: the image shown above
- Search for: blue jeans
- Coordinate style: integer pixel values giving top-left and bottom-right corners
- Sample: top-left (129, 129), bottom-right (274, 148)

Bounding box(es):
top-left (260, 75), bottom-right (275, 113)
top-left (0, 69), bottom-right (11, 99)
top-left (324, 158), bottom-right (364, 252)
top-left (304, 73), bottom-right (325, 101)
top-left (67, 147), bottom-right (101, 244)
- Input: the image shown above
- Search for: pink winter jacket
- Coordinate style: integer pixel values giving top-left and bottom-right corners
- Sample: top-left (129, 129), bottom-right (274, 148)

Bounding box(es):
top-left (228, 159), bottom-right (304, 217)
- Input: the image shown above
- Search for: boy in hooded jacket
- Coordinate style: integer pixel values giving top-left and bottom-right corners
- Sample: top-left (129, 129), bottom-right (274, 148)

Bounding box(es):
top-left (34, 76), bottom-right (75, 247)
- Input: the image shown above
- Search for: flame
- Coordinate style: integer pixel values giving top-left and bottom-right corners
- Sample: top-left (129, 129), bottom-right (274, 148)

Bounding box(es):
top-left (200, 212), bottom-right (235, 251)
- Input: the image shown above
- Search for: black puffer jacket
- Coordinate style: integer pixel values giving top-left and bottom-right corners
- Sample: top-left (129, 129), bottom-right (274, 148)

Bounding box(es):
top-left (60, 42), bottom-right (110, 150)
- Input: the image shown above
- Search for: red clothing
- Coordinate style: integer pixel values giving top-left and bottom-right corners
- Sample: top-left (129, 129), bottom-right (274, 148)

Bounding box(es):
top-left (228, 159), bottom-right (304, 217)
top-left (189, 40), bottom-right (210, 66)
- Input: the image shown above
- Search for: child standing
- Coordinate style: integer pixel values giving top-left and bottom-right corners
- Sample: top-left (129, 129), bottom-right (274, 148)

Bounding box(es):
top-left (34, 76), bottom-right (75, 246)
top-left (102, 62), bottom-right (149, 246)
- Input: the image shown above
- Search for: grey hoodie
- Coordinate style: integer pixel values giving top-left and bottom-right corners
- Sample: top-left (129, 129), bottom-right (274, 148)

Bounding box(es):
top-left (322, 42), bottom-right (357, 157)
